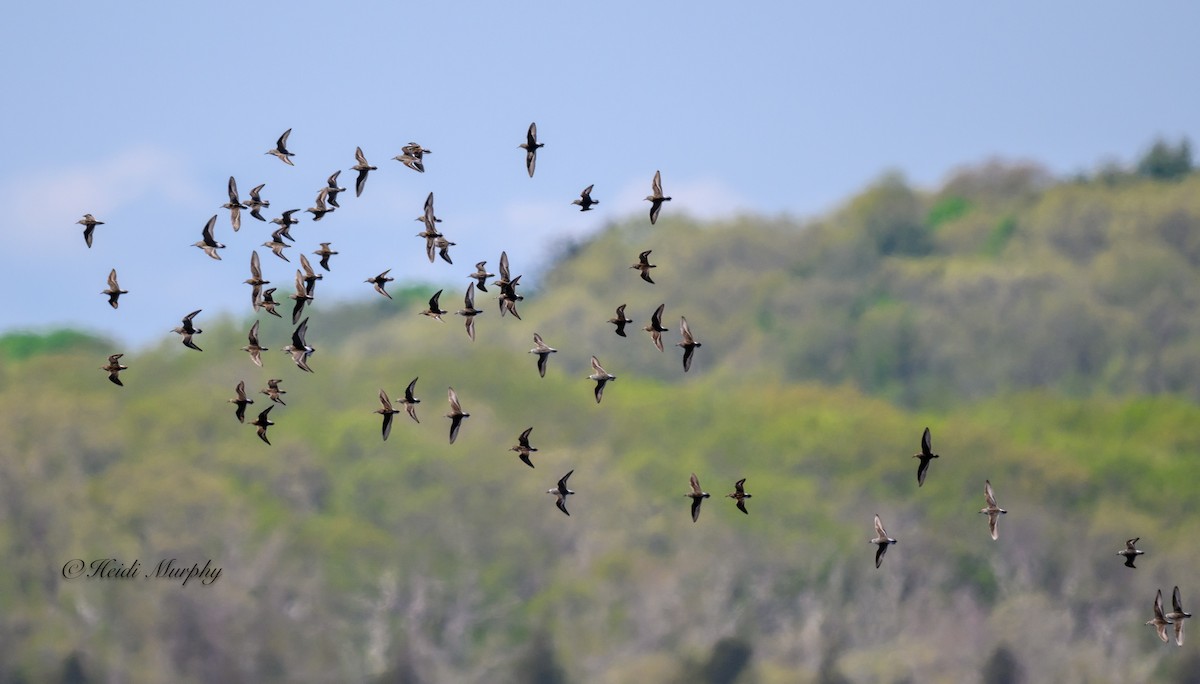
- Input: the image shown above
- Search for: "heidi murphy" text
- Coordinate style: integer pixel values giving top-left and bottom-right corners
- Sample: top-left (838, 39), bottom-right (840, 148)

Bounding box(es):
top-left (61, 558), bottom-right (222, 586)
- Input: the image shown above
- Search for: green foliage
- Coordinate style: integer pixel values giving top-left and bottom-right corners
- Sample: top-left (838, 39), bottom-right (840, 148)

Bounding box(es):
top-left (10, 155), bottom-right (1200, 682)
top-left (1136, 137), bottom-right (1192, 181)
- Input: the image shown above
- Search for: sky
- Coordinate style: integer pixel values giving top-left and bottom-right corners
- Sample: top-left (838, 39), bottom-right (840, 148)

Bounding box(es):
top-left (3, 1), bottom-right (1198, 347)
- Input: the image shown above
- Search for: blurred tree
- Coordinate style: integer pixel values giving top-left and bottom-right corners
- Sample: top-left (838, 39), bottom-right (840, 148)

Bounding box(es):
top-left (1136, 138), bottom-right (1192, 181)
top-left (981, 644), bottom-right (1025, 684)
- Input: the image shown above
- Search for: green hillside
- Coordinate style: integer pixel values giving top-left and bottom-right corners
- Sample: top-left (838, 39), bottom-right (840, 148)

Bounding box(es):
top-left (5, 157), bottom-right (1200, 683)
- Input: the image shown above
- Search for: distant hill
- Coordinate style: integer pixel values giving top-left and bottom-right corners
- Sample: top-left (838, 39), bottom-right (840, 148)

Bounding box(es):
top-left (4, 159), bottom-right (1200, 683)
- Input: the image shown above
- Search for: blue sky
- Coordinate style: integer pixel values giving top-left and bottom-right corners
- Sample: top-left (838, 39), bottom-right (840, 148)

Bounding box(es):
top-left (4, 1), bottom-right (1198, 346)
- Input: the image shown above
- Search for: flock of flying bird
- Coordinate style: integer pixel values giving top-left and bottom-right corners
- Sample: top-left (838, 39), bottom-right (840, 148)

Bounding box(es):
top-left (81, 126), bottom-right (1188, 647)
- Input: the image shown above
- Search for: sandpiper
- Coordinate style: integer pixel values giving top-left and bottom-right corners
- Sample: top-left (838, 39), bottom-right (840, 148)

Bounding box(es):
top-left (266, 128), bottom-right (295, 165)
top-left (446, 387), bottom-right (469, 444)
top-left (1118, 537), bottom-right (1144, 568)
top-left (241, 319), bottom-right (268, 367)
top-left (192, 214), bottom-right (225, 260)
top-left (222, 176), bottom-right (246, 232)
top-left (282, 317), bottom-right (315, 372)
top-left (1168, 586), bottom-right (1192, 646)
top-left (677, 317), bottom-right (701, 372)
top-left (313, 242), bottom-right (338, 271)
top-left (401, 377), bottom-right (420, 423)
top-left (870, 514), bottom-right (898, 568)
top-left (246, 183), bottom-right (270, 221)
top-left (644, 303), bottom-right (668, 352)
top-left (529, 333), bottom-right (557, 378)
top-left (572, 184), bottom-right (598, 211)
top-left (420, 289), bottom-right (448, 321)
top-left (914, 427), bottom-right (939, 487)
top-left (251, 405), bottom-right (275, 445)
top-left (375, 389), bottom-right (401, 441)
top-left (686, 473), bottom-right (711, 523)
top-left (631, 250), bottom-right (657, 284)
top-left (261, 378), bottom-right (286, 405)
top-left (102, 268), bottom-right (127, 309)
top-left (101, 353), bottom-right (127, 386)
top-left (980, 480), bottom-right (1007, 540)
top-left (366, 269), bottom-right (394, 299)
top-left (172, 309), bottom-right (203, 351)
top-left (469, 261), bottom-right (495, 293)
top-left (78, 214), bottom-right (104, 248)
top-left (645, 170), bottom-right (671, 224)
top-left (588, 355), bottom-right (615, 404)
top-left (351, 146), bottom-right (376, 197)
top-left (520, 122), bottom-right (543, 177)
top-left (510, 427), bottom-right (538, 468)
top-left (727, 478), bottom-right (752, 515)
top-left (609, 304), bottom-right (633, 337)
top-left (548, 470), bottom-right (574, 516)
top-left (228, 380), bottom-right (254, 423)
top-left (1148, 589), bottom-right (1174, 643)
top-left (456, 282), bottom-right (482, 341)
top-left (245, 251), bottom-right (269, 311)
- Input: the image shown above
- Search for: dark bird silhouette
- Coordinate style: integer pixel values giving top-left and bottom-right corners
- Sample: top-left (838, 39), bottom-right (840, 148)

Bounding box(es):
top-left (400, 377), bottom-right (421, 423)
top-left (259, 288), bottom-right (282, 318)
top-left (78, 214), bottom-right (104, 248)
top-left (644, 303), bottom-right (668, 352)
top-left (351, 146), bottom-right (376, 197)
top-left (548, 469), bottom-right (574, 516)
top-left (677, 316), bottom-right (701, 372)
top-left (324, 171), bottom-right (345, 208)
top-left (469, 261), bottom-right (494, 293)
top-left (101, 353), bottom-right (126, 386)
top-left (631, 250), bottom-right (657, 284)
top-left (228, 380), bottom-right (254, 423)
top-left (1118, 537), bottom-right (1145, 568)
top-left (1168, 586), bottom-right (1193, 646)
top-left (283, 317), bottom-right (315, 372)
top-left (686, 473), bottom-right (710, 523)
top-left (192, 214), bottom-right (225, 260)
top-left (914, 427), bottom-right (939, 487)
top-left (727, 478), bottom-right (752, 515)
top-left (312, 243), bottom-right (338, 271)
top-left (375, 389), bottom-right (401, 441)
top-left (608, 304), bottom-right (634, 337)
top-left (520, 122), bottom-right (543, 177)
top-left (102, 268), bottom-right (127, 309)
top-left (645, 170), bottom-right (671, 224)
top-left (246, 183), bottom-right (270, 221)
top-left (421, 289), bottom-right (447, 321)
top-left (446, 387), bottom-right (469, 444)
top-left (270, 209), bottom-right (301, 242)
top-left (362, 269), bottom-right (391, 300)
top-left (261, 378), bottom-right (286, 405)
top-left (529, 333), bottom-right (557, 377)
top-left (456, 282), bottom-right (482, 341)
top-left (266, 128), bottom-right (295, 166)
top-left (245, 251), bottom-right (269, 311)
top-left (172, 309), bottom-right (203, 351)
top-left (870, 514), bottom-right (898, 568)
top-left (222, 176), bottom-right (246, 232)
top-left (588, 356), bottom-right (615, 404)
top-left (510, 427), bottom-right (538, 468)
top-left (498, 275), bottom-right (523, 320)
top-left (572, 184), bottom-right (598, 211)
top-left (241, 319), bottom-right (268, 367)
top-left (980, 480), bottom-right (1007, 540)
top-left (251, 405), bottom-right (275, 445)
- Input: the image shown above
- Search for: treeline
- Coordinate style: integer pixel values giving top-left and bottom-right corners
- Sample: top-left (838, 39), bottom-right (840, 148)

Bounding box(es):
top-left (4, 145), bottom-right (1200, 682)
